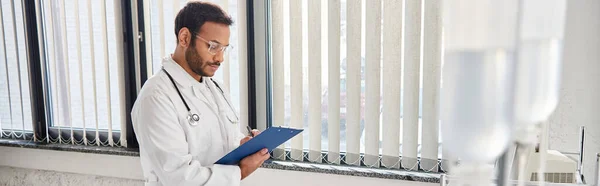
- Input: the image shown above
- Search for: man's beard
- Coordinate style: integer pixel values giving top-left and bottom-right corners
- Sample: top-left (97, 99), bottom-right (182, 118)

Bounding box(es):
top-left (185, 46), bottom-right (209, 77)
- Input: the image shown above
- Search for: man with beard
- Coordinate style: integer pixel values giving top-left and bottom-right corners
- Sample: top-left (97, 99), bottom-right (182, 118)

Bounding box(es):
top-left (131, 2), bottom-right (268, 186)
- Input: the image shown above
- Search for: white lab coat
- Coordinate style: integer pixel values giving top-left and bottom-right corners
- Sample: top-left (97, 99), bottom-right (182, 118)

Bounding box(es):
top-left (131, 56), bottom-right (246, 186)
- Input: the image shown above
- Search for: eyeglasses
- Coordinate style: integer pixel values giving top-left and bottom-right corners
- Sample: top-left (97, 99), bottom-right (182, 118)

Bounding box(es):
top-left (195, 35), bottom-right (232, 55)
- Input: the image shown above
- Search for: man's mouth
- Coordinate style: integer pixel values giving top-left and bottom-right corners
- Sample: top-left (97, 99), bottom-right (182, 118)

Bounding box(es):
top-left (209, 64), bottom-right (220, 71)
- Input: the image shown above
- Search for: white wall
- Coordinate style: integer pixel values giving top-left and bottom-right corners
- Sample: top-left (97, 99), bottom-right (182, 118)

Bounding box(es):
top-left (547, 0), bottom-right (600, 180)
top-left (0, 166), bottom-right (143, 186)
top-left (0, 146), bottom-right (436, 186)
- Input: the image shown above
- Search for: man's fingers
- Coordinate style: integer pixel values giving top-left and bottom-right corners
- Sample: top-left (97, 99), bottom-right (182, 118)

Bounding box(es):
top-left (258, 148), bottom-right (268, 155)
top-left (253, 150), bottom-right (269, 166)
top-left (240, 136), bottom-right (252, 144)
top-left (257, 148), bottom-right (270, 161)
top-left (252, 148), bottom-right (268, 158)
top-left (251, 129), bottom-right (260, 136)
top-left (260, 152), bottom-right (270, 161)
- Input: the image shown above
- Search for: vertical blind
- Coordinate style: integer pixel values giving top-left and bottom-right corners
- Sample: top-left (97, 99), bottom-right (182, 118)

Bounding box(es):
top-left (39, 0), bottom-right (126, 146)
top-left (270, 0), bottom-right (443, 171)
top-left (381, 0), bottom-right (402, 169)
top-left (421, 0), bottom-right (443, 172)
top-left (0, 0), bottom-right (33, 139)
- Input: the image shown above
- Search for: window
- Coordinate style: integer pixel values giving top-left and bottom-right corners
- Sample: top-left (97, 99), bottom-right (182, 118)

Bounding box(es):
top-left (0, 0), bottom-right (33, 138)
top-left (0, 0), bottom-right (140, 147)
top-left (268, 0), bottom-right (444, 171)
top-left (1, 0), bottom-right (248, 148)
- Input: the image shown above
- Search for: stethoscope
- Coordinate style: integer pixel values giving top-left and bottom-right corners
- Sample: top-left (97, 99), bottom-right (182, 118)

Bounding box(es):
top-left (163, 68), bottom-right (239, 126)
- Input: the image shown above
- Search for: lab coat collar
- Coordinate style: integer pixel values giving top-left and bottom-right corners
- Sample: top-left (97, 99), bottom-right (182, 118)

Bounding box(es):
top-left (162, 55), bottom-right (217, 113)
top-left (162, 55), bottom-right (210, 89)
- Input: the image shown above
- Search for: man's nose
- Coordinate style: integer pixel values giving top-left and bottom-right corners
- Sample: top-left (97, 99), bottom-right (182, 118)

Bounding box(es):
top-left (213, 52), bottom-right (224, 63)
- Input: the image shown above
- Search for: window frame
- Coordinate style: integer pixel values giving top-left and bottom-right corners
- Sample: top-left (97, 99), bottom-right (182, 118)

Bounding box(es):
top-left (24, 0), bottom-right (46, 141)
top-left (249, 0), bottom-right (272, 131)
top-left (256, 0), bottom-right (447, 171)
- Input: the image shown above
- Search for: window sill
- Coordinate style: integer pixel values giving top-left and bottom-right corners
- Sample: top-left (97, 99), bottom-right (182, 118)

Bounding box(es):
top-left (0, 139), bottom-right (139, 157)
top-left (261, 160), bottom-right (441, 183)
top-left (0, 139), bottom-right (441, 184)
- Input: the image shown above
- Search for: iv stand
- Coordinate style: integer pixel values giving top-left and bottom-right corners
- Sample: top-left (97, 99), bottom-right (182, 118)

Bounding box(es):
top-left (440, 126), bottom-right (598, 186)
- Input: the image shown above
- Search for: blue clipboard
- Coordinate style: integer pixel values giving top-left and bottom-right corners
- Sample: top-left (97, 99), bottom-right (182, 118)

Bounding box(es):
top-left (215, 126), bottom-right (303, 165)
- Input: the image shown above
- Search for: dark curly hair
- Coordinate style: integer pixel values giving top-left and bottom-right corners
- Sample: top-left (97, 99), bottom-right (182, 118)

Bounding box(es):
top-left (174, 1), bottom-right (233, 44)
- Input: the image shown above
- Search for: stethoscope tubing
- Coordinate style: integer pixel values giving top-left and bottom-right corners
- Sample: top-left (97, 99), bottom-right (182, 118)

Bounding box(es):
top-left (162, 68), bottom-right (239, 126)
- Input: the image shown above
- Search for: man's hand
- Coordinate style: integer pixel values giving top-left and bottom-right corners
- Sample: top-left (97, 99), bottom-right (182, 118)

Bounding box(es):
top-left (240, 130), bottom-right (260, 145)
top-left (239, 148), bottom-right (270, 180)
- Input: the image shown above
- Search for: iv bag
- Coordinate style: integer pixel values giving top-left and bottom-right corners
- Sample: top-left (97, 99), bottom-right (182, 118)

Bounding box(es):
top-left (513, 0), bottom-right (567, 126)
top-left (441, 0), bottom-right (519, 164)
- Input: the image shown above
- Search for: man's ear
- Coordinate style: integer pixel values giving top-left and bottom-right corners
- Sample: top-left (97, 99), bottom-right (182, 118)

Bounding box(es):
top-left (178, 27), bottom-right (192, 48)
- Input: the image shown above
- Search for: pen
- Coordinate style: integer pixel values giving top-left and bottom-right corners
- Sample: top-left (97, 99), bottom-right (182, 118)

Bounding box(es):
top-left (246, 126), bottom-right (254, 137)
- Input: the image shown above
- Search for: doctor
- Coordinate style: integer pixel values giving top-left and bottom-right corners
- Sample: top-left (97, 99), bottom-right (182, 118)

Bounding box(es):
top-left (131, 2), bottom-right (269, 186)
